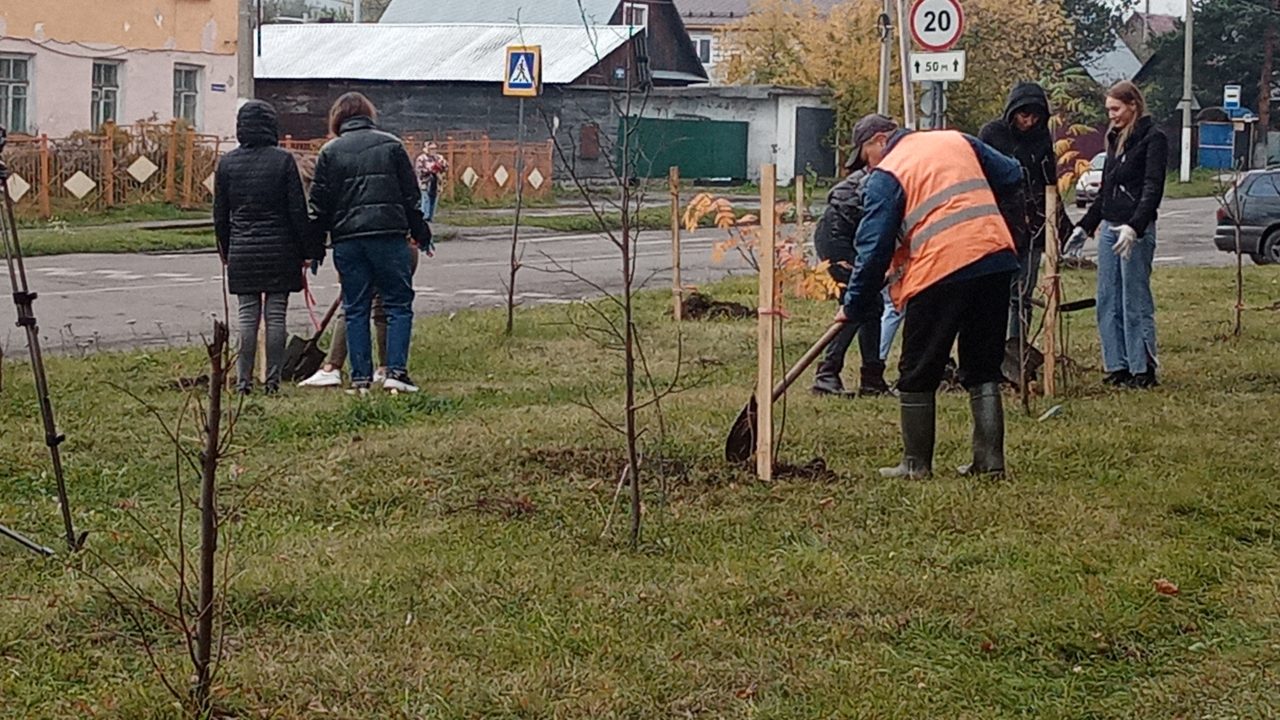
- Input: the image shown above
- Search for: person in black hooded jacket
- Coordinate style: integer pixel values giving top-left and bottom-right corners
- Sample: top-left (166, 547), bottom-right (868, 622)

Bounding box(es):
top-left (214, 99), bottom-right (316, 395)
top-left (979, 82), bottom-right (1074, 357)
top-left (811, 168), bottom-right (890, 396)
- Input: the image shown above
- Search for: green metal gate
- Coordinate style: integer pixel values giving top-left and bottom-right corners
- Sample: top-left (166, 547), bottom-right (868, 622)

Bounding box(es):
top-left (615, 117), bottom-right (749, 181)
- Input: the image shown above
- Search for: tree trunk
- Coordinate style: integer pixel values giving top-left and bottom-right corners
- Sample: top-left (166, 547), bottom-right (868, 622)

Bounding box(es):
top-left (194, 320), bottom-right (227, 711)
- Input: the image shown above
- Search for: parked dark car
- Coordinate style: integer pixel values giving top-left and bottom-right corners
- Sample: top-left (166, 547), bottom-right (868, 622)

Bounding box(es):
top-left (1215, 169), bottom-right (1280, 265)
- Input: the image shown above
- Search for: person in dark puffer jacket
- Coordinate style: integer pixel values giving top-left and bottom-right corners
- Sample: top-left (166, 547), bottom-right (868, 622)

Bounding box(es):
top-left (214, 99), bottom-right (315, 395)
top-left (811, 168), bottom-right (890, 396)
top-left (1066, 81), bottom-right (1168, 389)
top-left (309, 92), bottom-right (430, 394)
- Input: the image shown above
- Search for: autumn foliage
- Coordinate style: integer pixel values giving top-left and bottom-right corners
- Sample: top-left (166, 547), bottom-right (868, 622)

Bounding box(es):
top-left (721, 0), bottom-right (1075, 135)
top-left (683, 193), bottom-right (842, 306)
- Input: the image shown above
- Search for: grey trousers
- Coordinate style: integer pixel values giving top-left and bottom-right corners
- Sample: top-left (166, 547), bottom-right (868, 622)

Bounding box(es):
top-left (237, 293), bottom-right (289, 391)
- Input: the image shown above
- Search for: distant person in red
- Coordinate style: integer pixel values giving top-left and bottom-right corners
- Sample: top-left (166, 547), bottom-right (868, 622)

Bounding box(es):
top-left (414, 141), bottom-right (449, 222)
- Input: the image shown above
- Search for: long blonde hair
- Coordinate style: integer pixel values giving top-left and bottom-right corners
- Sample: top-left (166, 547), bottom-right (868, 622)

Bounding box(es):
top-left (1108, 81), bottom-right (1148, 154)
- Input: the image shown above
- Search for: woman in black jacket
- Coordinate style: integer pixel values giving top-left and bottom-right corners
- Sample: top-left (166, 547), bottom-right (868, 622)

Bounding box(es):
top-left (1067, 81), bottom-right (1168, 389)
top-left (214, 100), bottom-right (314, 395)
top-left (309, 92), bottom-right (429, 394)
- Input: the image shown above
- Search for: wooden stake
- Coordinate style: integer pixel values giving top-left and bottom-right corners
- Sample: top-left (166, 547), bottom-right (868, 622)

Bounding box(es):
top-left (795, 173), bottom-right (805, 228)
top-left (1043, 187), bottom-right (1061, 398)
top-left (256, 313), bottom-right (267, 384)
top-left (756, 164), bottom-right (777, 482)
top-left (669, 166), bottom-right (682, 321)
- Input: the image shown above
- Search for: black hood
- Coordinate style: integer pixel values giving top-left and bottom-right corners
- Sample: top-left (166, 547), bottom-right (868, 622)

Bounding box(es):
top-left (1002, 82), bottom-right (1051, 130)
top-left (236, 100), bottom-right (279, 148)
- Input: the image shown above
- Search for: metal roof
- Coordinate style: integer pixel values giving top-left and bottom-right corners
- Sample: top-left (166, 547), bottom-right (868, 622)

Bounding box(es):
top-left (254, 23), bottom-right (637, 84)
top-left (1080, 36), bottom-right (1143, 88)
top-left (379, 0), bottom-right (621, 25)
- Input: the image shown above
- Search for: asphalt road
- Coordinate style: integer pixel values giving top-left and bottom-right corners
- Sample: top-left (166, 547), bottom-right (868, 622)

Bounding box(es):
top-left (0, 196), bottom-right (1229, 355)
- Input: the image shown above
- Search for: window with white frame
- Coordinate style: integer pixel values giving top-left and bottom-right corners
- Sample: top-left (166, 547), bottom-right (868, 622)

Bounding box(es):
top-left (0, 55), bottom-right (31, 134)
top-left (173, 64), bottom-right (201, 127)
top-left (92, 61), bottom-right (120, 130)
top-left (696, 36), bottom-right (713, 64)
top-left (622, 2), bottom-right (648, 28)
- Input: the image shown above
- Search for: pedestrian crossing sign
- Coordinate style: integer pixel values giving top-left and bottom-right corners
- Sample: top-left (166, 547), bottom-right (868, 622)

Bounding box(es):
top-left (504, 45), bottom-right (542, 97)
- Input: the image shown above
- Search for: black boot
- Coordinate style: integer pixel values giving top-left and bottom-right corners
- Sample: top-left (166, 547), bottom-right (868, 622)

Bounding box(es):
top-left (812, 356), bottom-right (853, 397)
top-left (859, 361), bottom-right (892, 396)
top-left (1103, 369), bottom-right (1132, 387)
top-left (958, 382), bottom-right (1005, 476)
top-left (879, 391), bottom-right (935, 479)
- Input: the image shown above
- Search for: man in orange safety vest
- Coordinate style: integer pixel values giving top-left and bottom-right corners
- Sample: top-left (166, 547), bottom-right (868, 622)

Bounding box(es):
top-left (835, 114), bottom-right (1026, 479)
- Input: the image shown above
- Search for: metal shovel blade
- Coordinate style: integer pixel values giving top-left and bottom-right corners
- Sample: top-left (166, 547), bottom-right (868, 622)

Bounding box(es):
top-left (724, 394), bottom-right (759, 465)
top-left (723, 321), bottom-right (848, 465)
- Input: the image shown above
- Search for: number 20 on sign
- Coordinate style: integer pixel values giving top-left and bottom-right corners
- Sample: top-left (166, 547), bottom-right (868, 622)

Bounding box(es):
top-left (910, 0), bottom-right (965, 52)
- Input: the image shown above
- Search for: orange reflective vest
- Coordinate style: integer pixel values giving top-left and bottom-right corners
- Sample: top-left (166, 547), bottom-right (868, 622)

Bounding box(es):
top-left (876, 131), bottom-right (1014, 310)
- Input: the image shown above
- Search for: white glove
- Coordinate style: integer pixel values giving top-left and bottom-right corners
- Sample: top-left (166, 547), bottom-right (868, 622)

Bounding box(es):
top-left (1113, 225), bottom-right (1138, 261)
top-left (1065, 227), bottom-right (1088, 258)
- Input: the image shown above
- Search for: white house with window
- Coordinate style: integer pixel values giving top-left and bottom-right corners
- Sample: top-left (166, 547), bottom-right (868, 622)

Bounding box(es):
top-left (0, 2), bottom-right (239, 139)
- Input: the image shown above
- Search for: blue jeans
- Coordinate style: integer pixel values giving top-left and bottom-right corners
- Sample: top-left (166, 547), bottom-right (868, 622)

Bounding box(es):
top-left (1096, 221), bottom-right (1157, 374)
top-left (879, 287), bottom-right (902, 361)
top-left (333, 236), bottom-right (415, 383)
top-left (419, 191), bottom-right (438, 222)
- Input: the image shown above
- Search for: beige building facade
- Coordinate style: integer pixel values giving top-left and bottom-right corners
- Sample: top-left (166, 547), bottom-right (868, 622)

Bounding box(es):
top-left (0, 0), bottom-right (241, 137)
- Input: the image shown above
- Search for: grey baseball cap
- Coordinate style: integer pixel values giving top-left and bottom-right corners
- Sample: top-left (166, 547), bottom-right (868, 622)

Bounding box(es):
top-left (845, 113), bottom-right (899, 171)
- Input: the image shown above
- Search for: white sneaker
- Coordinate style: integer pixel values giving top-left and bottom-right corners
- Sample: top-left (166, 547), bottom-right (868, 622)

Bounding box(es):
top-left (383, 371), bottom-right (420, 394)
top-left (373, 368), bottom-right (387, 385)
top-left (298, 368), bottom-right (341, 388)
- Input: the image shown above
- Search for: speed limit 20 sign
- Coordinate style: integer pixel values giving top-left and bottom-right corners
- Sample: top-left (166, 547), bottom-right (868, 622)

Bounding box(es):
top-left (910, 0), bottom-right (965, 52)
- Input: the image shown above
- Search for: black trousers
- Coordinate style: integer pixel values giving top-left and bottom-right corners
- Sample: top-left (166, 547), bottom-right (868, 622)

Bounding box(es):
top-left (897, 271), bottom-right (1013, 393)
top-left (819, 268), bottom-right (884, 378)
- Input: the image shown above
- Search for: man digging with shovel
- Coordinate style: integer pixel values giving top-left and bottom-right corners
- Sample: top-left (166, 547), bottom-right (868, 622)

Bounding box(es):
top-left (836, 114), bottom-right (1024, 479)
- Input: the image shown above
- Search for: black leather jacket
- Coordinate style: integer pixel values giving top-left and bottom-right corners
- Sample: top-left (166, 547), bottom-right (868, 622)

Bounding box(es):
top-left (1080, 115), bottom-right (1168, 236)
top-left (308, 116), bottom-right (429, 245)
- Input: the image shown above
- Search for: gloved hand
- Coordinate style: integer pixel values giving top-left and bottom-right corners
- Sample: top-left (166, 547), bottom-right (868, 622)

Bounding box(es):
top-left (1064, 227), bottom-right (1088, 258)
top-left (309, 256), bottom-right (324, 276)
top-left (1113, 225), bottom-right (1138, 261)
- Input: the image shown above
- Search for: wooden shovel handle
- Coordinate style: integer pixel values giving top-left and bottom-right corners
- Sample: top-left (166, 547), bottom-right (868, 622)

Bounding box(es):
top-left (770, 321), bottom-right (848, 402)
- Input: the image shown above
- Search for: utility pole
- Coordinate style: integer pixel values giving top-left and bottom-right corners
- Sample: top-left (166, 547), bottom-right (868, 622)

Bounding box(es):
top-left (896, 0), bottom-right (915, 129)
top-left (1179, 0), bottom-right (1193, 182)
top-left (237, 0), bottom-right (255, 101)
top-left (353, 0), bottom-right (362, 23)
top-left (878, 0), bottom-right (892, 115)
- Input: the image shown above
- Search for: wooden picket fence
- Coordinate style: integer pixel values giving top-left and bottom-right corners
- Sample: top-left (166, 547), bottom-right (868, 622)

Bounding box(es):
top-left (5, 121), bottom-right (223, 219)
top-left (3, 123), bottom-right (553, 219)
top-left (283, 132), bottom-right (555, 203)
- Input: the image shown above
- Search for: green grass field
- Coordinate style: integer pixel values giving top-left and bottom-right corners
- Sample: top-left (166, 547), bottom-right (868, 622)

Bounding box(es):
top-left (20, 226), bottom-right (218, 257)
top-left (1, 267), bottom-right (1279, 718)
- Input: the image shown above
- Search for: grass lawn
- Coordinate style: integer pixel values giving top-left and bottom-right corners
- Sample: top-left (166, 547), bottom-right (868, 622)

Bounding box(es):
top-left (2, 267), bottom-right (1280, 717)
top-left (1164, 169), bottom-right (1225, 200)
top-left (20, 226), bottom-right (218, 257)
top-left (16, 202), bottom-right (211, 229)
top-left (448, 205), bottom-right (757, 234)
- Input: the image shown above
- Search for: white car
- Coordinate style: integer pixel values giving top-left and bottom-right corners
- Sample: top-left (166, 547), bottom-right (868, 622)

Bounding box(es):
top-left (1075, 152), bottom-right (1106, 208)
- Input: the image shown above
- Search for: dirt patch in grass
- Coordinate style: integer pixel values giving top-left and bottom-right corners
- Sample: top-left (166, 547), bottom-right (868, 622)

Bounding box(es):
top-left (773, 457), bottom-right (841, 483)
top-left (681, 291), bottom-right (753, 320)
